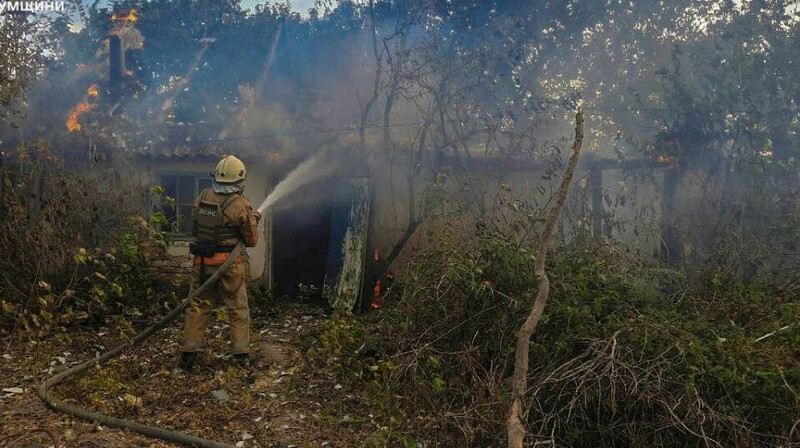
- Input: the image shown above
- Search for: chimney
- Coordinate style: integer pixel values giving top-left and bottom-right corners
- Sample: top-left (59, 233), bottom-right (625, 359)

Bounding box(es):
top-left (109, 34), bottom-right (124, 103)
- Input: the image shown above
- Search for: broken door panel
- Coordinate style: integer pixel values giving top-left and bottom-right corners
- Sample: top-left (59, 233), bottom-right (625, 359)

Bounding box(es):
top-left (323, 178), bottom-right (370, 313)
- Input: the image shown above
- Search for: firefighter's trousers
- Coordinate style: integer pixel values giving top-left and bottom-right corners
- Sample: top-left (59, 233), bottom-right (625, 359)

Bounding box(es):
top-left (181, 262), bottom-right (250, 354)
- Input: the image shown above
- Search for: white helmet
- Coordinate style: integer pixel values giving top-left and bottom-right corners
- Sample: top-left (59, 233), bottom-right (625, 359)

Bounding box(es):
top-left (214, 155), bottom-right (246, 184)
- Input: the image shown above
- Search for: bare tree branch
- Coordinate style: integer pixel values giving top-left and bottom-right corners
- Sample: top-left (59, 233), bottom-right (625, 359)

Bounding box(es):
top-left (507, 106), bottom-right (585, 448)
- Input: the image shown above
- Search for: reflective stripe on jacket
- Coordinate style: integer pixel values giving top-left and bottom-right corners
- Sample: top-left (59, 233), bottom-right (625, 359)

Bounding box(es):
top-left (193, 252), bottom-right (244, 266)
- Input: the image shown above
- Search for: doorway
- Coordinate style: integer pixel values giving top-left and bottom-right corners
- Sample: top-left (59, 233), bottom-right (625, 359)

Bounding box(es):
top-left (268, 177), bottom-right (370, 311)
top-left (271, 192), bottom-right (332, 302)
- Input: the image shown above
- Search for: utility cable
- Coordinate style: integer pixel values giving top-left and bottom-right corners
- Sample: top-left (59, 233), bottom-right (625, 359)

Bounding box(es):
top-left (38, 242), bottom-right (247, 448)
top-left (3, 103), bottom-right (797, 160)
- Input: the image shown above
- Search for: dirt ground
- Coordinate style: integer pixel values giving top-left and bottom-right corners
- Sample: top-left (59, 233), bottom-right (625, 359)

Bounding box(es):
top-left (0, 304), bottom-right (370, 448)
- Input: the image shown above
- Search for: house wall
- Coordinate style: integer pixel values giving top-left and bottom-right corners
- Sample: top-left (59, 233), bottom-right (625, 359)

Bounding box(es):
top-left (490, 167), bottom-right (664, 252)
top-left (599, 167), bottom-right (664, 254)
top-left (136, 157), bottom-right (272, 283)
top-left (367, 161), bottom-right (666, 274)
top-left (135, 153), bottom-right (669, 302)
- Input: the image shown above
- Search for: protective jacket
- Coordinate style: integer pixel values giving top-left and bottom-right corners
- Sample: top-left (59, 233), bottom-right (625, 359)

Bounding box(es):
top-left (191, 188), bottom-right (258, 249)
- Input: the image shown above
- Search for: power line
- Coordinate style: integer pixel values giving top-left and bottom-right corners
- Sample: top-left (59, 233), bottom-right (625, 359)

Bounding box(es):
top-left (1, 104), bottom-right (797, 159)
top-left (140, 104), bottom-right (799, 150)
top-left (133, 104), bottom-right (800, 147)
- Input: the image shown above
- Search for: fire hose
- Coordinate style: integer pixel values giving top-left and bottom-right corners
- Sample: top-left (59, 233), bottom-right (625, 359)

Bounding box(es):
top-left (38, 242), bottom-right (245, 448)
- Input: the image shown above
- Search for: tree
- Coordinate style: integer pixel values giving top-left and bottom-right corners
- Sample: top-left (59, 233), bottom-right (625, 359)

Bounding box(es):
top-left (0, 13), bottom-right (58, 121)
top-left (507, 107), bottom-right (584, 448)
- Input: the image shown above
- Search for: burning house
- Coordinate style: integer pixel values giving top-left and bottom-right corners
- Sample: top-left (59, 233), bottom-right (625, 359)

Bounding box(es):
top-left (129, 142), bottom-right (669, 314)
top-left (11, 6), bottom-right (674, 315)
top-left (60, 8), bottom-right (380, 312)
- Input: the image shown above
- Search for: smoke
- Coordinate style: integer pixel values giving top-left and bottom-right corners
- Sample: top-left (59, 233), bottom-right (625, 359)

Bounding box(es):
top-left (256, 149), bottom-right (343, 214)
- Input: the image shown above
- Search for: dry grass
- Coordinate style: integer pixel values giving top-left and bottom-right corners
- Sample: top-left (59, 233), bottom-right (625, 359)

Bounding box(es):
top-left (0, 305), bottom-right (371, 448)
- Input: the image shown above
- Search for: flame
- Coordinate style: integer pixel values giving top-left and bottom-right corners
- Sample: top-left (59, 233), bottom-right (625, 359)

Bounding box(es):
top-left (656, 154), bottom-right (677, 165)
top-left (374, 249), bottom-right (380, 261)
top-left (66, 102), bottom-right (97, 132)
top-left (125, 69), bottom-right (134, 77)
top-left (759, 149), bottom-right (773, 158)
top-left (371, 280), bottom-right (382, 309)
top-left (112, 8), bottom-right (138, 23)
top-left (67, 84), bottom-right (100, 131)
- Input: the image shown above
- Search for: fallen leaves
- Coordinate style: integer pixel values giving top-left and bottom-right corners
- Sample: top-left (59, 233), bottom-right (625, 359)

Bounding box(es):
top-left (2, 306), bottom-right (363, 447)
top-left (123, 393), bottom-right (143, 408)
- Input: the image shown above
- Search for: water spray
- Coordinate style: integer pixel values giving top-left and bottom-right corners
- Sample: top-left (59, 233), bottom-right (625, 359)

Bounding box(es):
top-left (257, 149), bottom-right (339, 215)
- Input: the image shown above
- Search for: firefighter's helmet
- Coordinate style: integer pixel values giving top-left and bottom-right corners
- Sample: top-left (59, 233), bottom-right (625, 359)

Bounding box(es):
top-left (214, 155), bottom-right (246, 184)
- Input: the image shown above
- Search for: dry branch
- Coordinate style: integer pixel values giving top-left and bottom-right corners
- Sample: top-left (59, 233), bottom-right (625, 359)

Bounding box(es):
top-left (507, 107), bottom-right (585, 448)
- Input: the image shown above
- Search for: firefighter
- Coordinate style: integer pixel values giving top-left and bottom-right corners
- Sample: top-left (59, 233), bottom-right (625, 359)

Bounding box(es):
top-left (178, 155), bottom-right (261, 371)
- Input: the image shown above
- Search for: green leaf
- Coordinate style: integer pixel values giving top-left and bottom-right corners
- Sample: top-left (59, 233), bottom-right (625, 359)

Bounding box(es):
top-left (400, 435), bottom-right (419, 448)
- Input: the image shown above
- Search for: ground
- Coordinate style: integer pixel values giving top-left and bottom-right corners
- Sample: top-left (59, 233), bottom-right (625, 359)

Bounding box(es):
top-left (0, 304), bottom-right (371, 448)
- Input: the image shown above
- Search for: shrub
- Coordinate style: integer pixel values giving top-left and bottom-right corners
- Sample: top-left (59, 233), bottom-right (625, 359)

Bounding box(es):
top-left (0, 144), bottom-right (170, 334)
top-left (307, 213), bottom-right (800, 447)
